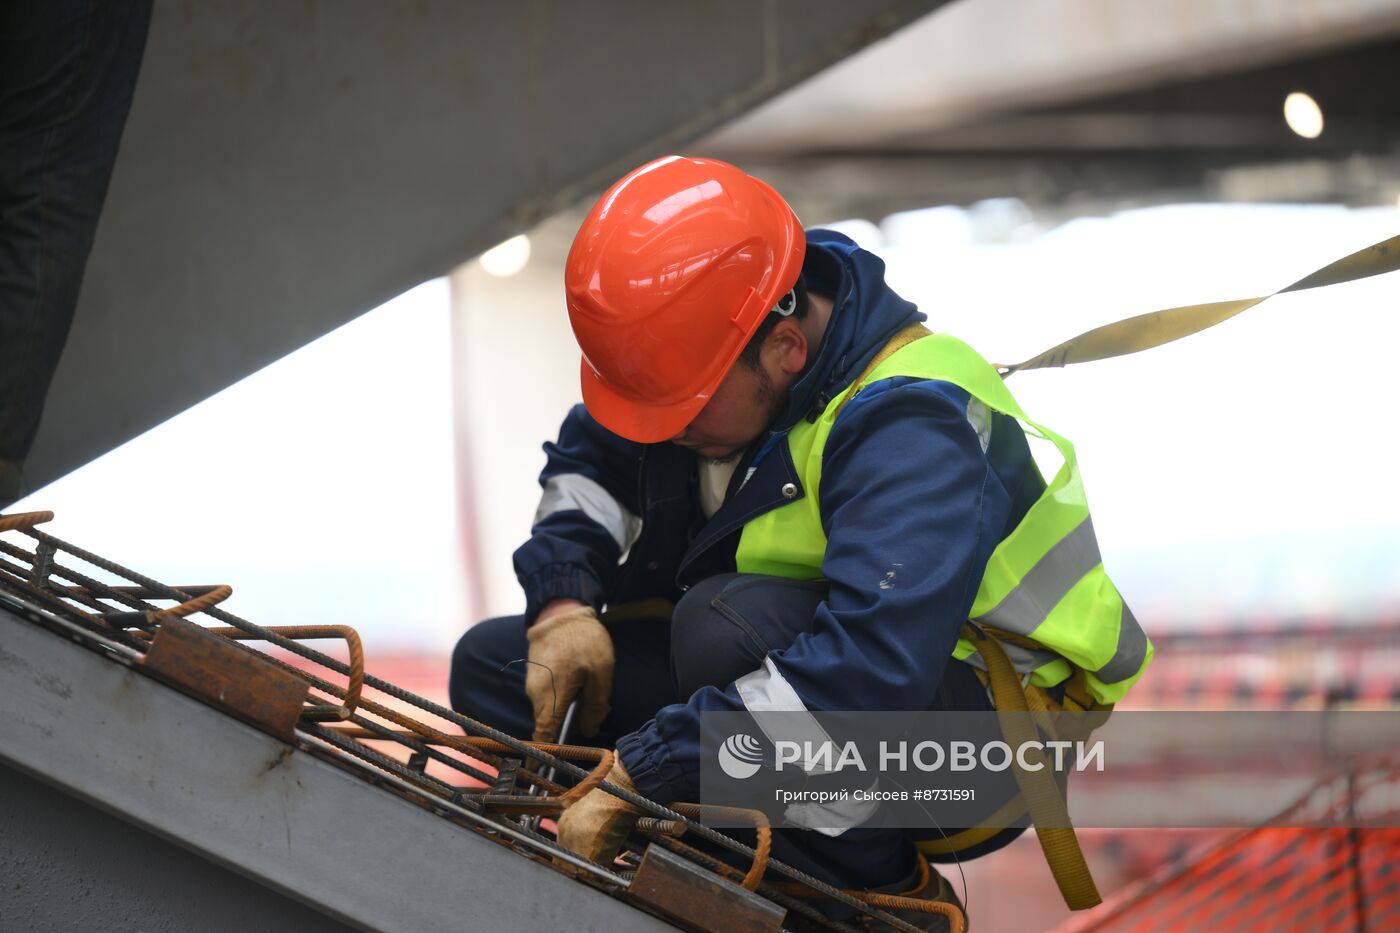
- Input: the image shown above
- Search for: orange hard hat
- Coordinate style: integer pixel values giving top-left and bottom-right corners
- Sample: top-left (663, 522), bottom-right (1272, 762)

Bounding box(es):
top-left (565, 155), bottom-right (805, 443)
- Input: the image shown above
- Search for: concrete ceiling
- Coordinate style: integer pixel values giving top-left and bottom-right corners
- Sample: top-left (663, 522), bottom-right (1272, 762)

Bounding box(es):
top-left (26, 0), bottom-right (1400, 490)
top-left (25, 0), bottom-right (943, 492)
top-left (701, 0), bottom-right (1400, 222)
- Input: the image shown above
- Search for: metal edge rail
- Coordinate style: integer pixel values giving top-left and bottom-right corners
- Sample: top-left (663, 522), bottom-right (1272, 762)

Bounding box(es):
top-left (0, 513), bottom-right (957, 933)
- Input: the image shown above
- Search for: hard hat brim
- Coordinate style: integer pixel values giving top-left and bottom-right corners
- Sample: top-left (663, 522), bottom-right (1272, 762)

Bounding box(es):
top-left (579, 356), bottom-right (716, 444)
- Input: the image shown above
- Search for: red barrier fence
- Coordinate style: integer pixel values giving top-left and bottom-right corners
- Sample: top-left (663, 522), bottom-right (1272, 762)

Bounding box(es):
top-left (1057, 763), bottom-right (1400, 932)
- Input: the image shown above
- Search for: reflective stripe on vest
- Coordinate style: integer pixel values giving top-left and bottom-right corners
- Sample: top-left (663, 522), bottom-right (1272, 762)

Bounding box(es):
top-left (735, 333), bottom-right (1152, 704)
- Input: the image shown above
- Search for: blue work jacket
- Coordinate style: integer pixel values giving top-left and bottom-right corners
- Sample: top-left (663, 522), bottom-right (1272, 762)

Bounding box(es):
top-left (513, 230), bottom-right (1042, 804)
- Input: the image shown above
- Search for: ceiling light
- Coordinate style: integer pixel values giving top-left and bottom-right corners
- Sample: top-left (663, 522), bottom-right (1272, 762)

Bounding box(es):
top-left (1283, 92), bottom-right (1324, 139)
top-left (478, 234), bottom-right (531, 277)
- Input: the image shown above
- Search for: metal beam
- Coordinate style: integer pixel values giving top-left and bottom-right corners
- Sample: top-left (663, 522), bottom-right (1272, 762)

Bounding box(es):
top-left (0, 763), bottom-right (358, 933)
top-left (0, 605), bottom-right (674, 932)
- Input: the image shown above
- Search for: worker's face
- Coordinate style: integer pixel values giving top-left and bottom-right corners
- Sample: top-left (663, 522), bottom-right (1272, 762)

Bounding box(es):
top-left (670, 362), bottom-right (784, 462)
top-left (669, 319), bottom-right (808, 462)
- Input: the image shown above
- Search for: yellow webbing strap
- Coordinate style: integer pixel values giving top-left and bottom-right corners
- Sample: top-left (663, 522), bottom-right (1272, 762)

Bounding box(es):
top-left (963, 622), bottom-right (1102, 910)
top-left (918, 668), bottom-right (1107, 858)
top-left (1001, 233), bottom-right (1400, 374)
top-left (917, 794), bottom-right (1029, 855)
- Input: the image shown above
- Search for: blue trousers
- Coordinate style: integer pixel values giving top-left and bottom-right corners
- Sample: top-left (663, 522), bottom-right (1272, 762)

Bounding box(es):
top-left (0, 0), bottom-right (152, 478)
top-left (450, 573), bottom-right (1024, 893)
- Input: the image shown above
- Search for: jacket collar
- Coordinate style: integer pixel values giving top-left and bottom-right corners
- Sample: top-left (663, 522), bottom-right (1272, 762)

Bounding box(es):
top-left (675, 232), bottom-right (925, 579)
top-left (770, 230), bottom-right (925, 435)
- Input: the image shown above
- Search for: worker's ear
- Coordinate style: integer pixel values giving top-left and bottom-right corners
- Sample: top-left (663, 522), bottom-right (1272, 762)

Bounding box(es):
top-left (766, 318), bottom-right (808, 376)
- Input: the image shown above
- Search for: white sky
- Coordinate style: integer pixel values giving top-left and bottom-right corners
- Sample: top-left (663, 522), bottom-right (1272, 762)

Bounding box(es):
top-left (13, 279), bottom-right (463, 650)
top-left (14, 202), bottom-right (1400, 648)
top-left (872, 201), bottom-right (1400, 626)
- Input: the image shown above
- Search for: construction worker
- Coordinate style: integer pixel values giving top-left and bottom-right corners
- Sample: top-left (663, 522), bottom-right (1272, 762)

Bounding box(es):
top-left (449, 156), bottom-right (1149, 923)
top-left (0, 1), bottom-right (154, 508)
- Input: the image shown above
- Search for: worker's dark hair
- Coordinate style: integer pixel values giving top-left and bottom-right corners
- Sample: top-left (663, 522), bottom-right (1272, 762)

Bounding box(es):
top-left (737, 276), bottom-right (810, 368)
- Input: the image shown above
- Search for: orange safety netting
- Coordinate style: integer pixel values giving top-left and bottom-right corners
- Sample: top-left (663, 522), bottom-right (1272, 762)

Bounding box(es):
top-left (1058, 762), bottom-right (1400, 932)
top-left (1081, 828), bottom-right (1400, 932)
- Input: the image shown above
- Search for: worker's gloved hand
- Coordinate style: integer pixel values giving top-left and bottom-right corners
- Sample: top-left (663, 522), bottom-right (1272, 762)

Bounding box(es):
top-left (556, 754), bottom-right (642, 864)
top-left (525, 604), bottom-right (614, 743)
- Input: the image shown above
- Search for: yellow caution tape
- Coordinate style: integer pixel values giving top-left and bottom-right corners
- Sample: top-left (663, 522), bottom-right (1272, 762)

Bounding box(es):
top-left (1001, 233), bottom-right (1400, 375)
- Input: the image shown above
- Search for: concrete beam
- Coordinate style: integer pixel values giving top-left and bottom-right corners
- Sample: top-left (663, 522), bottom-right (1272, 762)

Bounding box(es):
top-left (26, 0), bottom-right (943, 491)
top-left (0, 604), bottom-right (675, 932)
top-left (0, 764), bottom-right (357, 933)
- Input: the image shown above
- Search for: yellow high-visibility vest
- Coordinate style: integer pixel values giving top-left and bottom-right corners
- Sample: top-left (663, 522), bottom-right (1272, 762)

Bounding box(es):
top-left (735, 327), bottom-right (1151, 704)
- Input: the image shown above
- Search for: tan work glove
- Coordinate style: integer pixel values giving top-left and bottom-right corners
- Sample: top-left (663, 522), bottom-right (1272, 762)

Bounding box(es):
top-left (525, 604), bottom-right (614, 742)
top-left (556, 754), bottom-right (642, 864)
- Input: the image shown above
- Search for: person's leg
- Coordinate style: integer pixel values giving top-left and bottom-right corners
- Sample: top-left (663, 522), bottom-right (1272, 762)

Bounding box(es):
top-left (669, 573), bottom-right (918, 892)
top-left (669, 572), bottom-right (825, 699)
top-left (0, 0), bottom-right (153, 501)
top-left (449, 612), bottom-right (674, 748)
top-left (449, 615), bottom-right (534, 739)
top-left (669, 572), bottom-right (1026, 904)
top-left (916, 647), bottom-right (1029, 864)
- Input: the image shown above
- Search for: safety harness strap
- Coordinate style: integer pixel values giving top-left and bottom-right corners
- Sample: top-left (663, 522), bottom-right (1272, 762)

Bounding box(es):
top-left (964, 621), bottom-right (1102, 910)
top-left (1001, 233), bottom-right (1400, 374)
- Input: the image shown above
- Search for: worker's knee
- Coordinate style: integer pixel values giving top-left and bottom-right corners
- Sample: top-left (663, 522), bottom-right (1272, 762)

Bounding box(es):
top-left (669, 573), bottom-right (827, 698)
top-left (448, 615), bottom-right (528, 723)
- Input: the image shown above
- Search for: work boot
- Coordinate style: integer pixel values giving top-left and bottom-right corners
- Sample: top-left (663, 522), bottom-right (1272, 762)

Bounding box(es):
top-left (856, 859), bottom-right (965, 932)
top-left (0, 459), bottom-right (23, 510)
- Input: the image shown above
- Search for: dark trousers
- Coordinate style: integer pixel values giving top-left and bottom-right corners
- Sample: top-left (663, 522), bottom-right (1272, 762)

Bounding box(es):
top-left (449, 573), bottom-right (1024, 892)
top-left (0, 0), bottom-right (153, 478)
